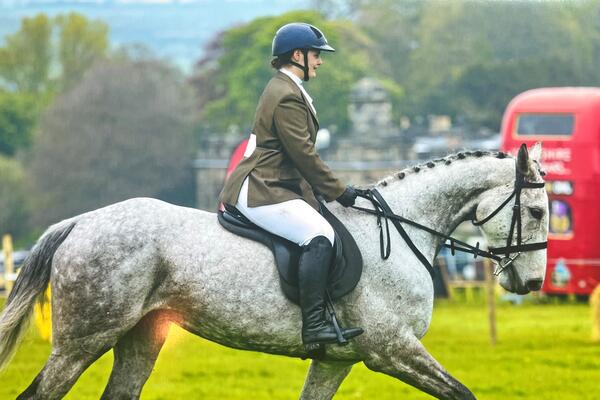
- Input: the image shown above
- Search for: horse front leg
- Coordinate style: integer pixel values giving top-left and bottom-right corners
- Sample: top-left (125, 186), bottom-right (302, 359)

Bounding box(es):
top-left (299, 359), bottom-right (355, 400)
top-left (364, 336), bottom-right (476, 400)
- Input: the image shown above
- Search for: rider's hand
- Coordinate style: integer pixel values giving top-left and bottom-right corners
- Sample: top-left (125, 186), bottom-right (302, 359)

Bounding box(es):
top-left (336, 186), bottom-right (358, 207)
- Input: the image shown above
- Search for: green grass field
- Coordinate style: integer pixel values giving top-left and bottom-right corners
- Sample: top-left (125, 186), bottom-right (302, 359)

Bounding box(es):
top-left (1, 299), bottom-right (599, 399)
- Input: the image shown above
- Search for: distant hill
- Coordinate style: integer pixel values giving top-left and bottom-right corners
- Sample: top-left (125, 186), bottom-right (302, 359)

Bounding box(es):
top-left (0, 0), bottom-right (308, 72)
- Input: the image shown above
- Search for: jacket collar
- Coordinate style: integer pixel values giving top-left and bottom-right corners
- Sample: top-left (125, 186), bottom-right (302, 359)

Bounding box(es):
top-left (276, 71), bottom-right (319, 125)
top-left (279, 67), bottom-right (303, 86)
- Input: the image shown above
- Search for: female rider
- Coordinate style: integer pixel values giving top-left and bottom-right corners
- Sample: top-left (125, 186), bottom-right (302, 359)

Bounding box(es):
top-left (219, 22), bottom-right (363, 353)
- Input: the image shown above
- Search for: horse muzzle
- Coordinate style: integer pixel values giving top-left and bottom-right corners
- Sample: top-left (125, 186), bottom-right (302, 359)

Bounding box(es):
top-left (498, 269), bottom-right (544, 294)
top-left (525, 278), bottom-right (543, 291)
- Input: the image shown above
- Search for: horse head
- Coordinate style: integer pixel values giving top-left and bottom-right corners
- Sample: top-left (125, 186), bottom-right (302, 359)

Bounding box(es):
top-left (474, 142), bottom-right (548, 294)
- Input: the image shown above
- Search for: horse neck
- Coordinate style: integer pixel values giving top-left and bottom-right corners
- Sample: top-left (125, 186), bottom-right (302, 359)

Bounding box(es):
top-left (374, 155), bottom-right (515, 249)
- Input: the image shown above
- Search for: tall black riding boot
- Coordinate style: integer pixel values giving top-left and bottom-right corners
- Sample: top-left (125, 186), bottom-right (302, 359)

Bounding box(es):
top-left (299, 236), bottom-right (363, 352)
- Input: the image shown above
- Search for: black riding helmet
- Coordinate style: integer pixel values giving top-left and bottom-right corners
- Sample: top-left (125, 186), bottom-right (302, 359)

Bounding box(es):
top-left (272, 23), bottom-right (335, 81)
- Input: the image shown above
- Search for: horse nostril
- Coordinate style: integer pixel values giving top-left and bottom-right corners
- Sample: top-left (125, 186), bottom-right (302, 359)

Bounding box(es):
top-left (526, 279), bottom-right (543, 291)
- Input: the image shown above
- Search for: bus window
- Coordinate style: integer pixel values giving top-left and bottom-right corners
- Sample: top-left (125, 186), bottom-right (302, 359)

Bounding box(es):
top-left (549, 199), bottom-right (572, 236)
top-left (516, 113), bottom-right (574, 136)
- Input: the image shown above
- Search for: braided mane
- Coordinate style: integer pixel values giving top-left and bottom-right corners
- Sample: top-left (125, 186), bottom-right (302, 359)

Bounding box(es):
top-left (375, 150), bottom-right (512, 188)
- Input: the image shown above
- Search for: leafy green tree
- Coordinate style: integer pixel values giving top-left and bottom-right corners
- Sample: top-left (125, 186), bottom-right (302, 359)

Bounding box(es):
top-left (0, 155), bottom-right (28, 240)
top-left (193, 10), bottom-right (387, 135)
top-left (443, 1), bottom-right (600, 128)
top-left (0, 14), bottom-right (52, 93)
top-left (0, 13), bottom-right (109, 94)
top-left (0, 91), bottom-right (38, 155)
top-left (56, 13), bottom-right (109, 91)
top-left (28, 59), bottom-right (196, 228)
top-left (309, 0), bottom-right (368, 19)
top-left (350, 0), bottom-right (423, 86)
top-left (0, 13), bottom-right (109, 159)
top-left (324, 0), bottom-right (600, 129)
top-left (451, 55), bottom-right (600, 131)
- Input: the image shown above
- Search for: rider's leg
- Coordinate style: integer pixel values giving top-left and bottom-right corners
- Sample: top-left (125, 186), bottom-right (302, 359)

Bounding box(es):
top-left (298, 235), bottom-right (338, 346)
top-left (236, 177), bottom-right (335, 246)
top-left (297, 235), bottom-right (362, 350)
top-left (236, 178), bottom-right (363, 350)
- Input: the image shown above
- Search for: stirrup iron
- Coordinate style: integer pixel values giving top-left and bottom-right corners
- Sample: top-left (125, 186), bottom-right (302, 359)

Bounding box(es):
top-left (326, 291), bottom-right (349, 346)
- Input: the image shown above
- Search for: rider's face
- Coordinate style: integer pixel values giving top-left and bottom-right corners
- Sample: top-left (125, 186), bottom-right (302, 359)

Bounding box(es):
top-left (291, 49), bottom-right (323, 79)
top-left (306, 50), bottom-right (322, 79)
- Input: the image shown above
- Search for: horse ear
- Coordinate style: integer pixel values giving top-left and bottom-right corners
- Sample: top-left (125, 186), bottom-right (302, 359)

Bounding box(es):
top-left (529, 142), bottom-right (542, 163)
top-left (517, 143), bottom-right (529, 174)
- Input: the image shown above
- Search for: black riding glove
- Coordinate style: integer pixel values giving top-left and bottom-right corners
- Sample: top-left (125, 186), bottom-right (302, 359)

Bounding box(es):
top-left (336, 186), bottom-right (358, 207)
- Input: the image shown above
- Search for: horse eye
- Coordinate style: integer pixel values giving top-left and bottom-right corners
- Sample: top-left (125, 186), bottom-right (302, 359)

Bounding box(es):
top-left (528, 207), bottom-right (544, 220)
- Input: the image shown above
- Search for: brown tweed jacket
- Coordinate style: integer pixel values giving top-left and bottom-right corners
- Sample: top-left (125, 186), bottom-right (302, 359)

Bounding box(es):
top-left (219, 71), bottom-right (345, 210)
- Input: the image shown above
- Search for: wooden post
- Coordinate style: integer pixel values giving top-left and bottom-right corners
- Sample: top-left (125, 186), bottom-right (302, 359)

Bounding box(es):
top-left (437, 257), bottom-right (452, 299)
top-left (591, 284), bottom-right (600, 342)
top-left (2, 234), bottom-right (14, 295)
top-left (484, 258), bottom-right (497, 346)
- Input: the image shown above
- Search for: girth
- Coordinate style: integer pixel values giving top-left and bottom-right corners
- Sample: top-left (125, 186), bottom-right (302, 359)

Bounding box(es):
top-left (217, 203), bottom-right (363, 305)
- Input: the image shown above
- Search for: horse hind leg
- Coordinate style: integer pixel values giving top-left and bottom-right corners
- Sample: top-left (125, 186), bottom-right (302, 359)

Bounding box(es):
top-left (100, 310), bottom-right (171, 400)
top-left (17, 333), bottom-right (115, 400)
top-left (364, 337), bottom-right (476, 400)
top-left (299, 359), bottom-right (355, 400)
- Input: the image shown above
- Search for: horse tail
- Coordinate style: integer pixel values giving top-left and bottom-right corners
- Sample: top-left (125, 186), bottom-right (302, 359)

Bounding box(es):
top-left (0, 220), bottom-right (76, 371)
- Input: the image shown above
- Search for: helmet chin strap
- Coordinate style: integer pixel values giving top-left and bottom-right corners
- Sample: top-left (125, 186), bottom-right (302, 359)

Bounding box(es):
top-left (290, 48), bottom-right (310, 81)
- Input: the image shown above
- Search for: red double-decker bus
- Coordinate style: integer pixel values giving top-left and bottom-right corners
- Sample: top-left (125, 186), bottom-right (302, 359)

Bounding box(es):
top-left (501, 87), bottom-right (600, 298)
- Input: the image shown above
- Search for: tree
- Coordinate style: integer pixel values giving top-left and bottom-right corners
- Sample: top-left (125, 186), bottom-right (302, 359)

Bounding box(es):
top-left (0, 13), bottom-right (109, 94)
top-left (56, 13), bottom-right (109, 91)
top-left (0, 91), bottom-right (38, 155)
top-left (328, 0), bottom-right (600, 129)
top-left (0, 155), bottom-right (28, 240)
top-left (28, 60), bottom-right (196, 228)
top-left (309, 0), bottom-right (368, 19)
top-left (0, 14), bottom-right (52, 93)
top-left (0, 13), bottom-right (110, 159)
top-left (192, 10), bottom-right (388, 135)
top-left (451, 55), bottom-right (600, 131)
top-left (441, 1), bottom-right (600, 128)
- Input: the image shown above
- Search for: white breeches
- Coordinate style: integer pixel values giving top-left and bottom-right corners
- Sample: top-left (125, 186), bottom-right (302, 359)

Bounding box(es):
top-left (236, 177), bottom-right (335, 246)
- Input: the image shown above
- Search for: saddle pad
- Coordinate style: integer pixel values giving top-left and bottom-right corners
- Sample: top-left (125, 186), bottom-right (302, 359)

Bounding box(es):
top-left (217, 203), bottom-right (363, 305)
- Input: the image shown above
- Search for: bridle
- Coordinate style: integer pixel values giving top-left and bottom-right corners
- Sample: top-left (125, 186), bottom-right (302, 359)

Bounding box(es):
top-left (471, 165), bottom-right (547, 275)
top-left (352, 162), bottom-right (547, 280)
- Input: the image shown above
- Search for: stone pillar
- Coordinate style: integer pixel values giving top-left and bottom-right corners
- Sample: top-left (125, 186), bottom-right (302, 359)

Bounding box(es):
top-left (348, 77), bottom-right (395, 138)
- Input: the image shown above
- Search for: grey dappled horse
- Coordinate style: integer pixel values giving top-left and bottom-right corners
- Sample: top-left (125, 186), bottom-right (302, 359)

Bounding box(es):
top-left (0, 144), bottom-right (548, 399)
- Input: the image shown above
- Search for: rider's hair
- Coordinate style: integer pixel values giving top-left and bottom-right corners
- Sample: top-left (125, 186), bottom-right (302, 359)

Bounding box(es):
top-left (271, 50), bottom-right (295, 69)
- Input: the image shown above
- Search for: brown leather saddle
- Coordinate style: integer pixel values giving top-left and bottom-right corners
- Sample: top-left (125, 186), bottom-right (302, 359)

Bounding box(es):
top-left (217, 202), bottom-right (363, 305)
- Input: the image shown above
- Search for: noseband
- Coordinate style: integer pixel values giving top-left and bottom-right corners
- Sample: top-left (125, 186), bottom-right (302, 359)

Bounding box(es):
top-left (353, 162), bottom-right (547, 280)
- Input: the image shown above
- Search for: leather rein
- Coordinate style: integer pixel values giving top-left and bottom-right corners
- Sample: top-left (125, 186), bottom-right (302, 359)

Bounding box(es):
top-left (352, 164), bottom-right (547, 279)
